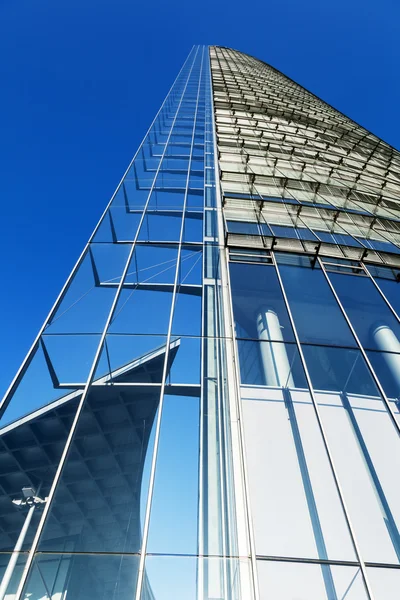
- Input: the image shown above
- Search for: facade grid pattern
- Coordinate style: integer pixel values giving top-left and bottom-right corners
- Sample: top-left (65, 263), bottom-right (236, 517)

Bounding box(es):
top-left (0, 45), bottom-right (400, 599)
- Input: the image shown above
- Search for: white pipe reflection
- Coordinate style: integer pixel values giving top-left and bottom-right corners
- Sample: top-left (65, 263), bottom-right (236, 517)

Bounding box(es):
top-left (257, 308), bottom-right (294, 387)
top-left (372, 323), bottom-right (400, 394)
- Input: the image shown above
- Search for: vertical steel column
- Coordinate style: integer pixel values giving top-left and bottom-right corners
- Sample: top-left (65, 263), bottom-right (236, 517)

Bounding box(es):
top-left (210, 46), bottom-right (258, 600)
top-left (272, 251), bottom-right (375, 600)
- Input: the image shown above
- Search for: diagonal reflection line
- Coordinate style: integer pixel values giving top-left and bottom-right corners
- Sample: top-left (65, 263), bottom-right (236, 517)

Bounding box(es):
top-left (110, 251), bottom-right (199, 324)
top-left (340, 567), bottom-right (361, 600)
top-left (49, 285), bottom-right (95, 325)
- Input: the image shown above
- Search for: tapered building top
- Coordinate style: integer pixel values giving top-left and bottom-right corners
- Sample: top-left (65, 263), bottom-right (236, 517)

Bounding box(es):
top-left (211, 46), bottom-right (400, 266)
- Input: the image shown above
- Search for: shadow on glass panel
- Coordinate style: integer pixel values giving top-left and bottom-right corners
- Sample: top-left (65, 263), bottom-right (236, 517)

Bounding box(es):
top-left (111, 179), bottom-right (150, 210)
top-left (142, 555), bottom-right (249, 600)
top-left (41, 334), bottom-right (101, 385)
top-left (109, 289), bottom-right (173, 335)
top-left (22, 553), bottom-right (139, 600)
top-left (0, 341), bottom-right (78, 427)
top-left (0, 394), bottom-right (79, 551)
top-left (93, 207), bottom-right (142, 243)
top-left (257, 560), bottom-right (368, 600)
top-left (89, 243), bottom-right (132, 286)
top-left (238, 340), bottom-right (306, 389)
top-left (45, 250), bottom-right (117, 335)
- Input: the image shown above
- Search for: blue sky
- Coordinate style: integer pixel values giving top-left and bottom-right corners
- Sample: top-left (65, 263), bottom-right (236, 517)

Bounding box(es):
top-left (0, 0), bottom-right (399, 394)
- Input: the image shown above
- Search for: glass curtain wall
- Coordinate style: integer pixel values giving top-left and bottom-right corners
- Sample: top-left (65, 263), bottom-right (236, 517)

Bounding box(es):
top-left (211, 46), bottom-right (400, 600)
top-left (0, 46), bottom-right (248, 600)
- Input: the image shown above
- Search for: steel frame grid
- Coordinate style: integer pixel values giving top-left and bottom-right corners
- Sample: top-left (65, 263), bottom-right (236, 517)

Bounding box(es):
top-left (210, 46), bottom-right (400, 272)
top-left (0, 45), bottom-right (241, 600)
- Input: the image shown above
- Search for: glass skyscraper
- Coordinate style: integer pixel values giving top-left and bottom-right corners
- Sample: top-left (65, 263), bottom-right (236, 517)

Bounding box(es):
top-left (1, 45), bottom-right (400, 599)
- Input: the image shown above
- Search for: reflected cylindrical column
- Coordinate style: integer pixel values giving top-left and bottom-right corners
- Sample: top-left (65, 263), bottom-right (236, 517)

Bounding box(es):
top-left (372, 323), bottom-right (400, 393)
top-left (256, 308), bottom-right (294, 387)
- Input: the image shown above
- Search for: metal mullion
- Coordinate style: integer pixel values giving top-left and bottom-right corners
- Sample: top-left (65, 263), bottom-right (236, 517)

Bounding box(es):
top-left (13, 46), bottom-right (201, 600)
top-left (0, 46), bottom-right (198, 422)
top-left (134, 45), bottom-right (204, 600)
top-left (362, 263), bottom-right (400, 324)
top-left (318, 257), bottom-right (400, 438)
top-left (197, 78), bottom-right (209, 600)
top-left (210, 48), bottom-right (259, 600)
top-left (271, 252), bottom-right (375, 600)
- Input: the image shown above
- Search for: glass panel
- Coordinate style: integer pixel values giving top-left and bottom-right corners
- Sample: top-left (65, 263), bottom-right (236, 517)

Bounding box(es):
top-left (305, 345), bottom-right (400, 563)
top-left (372, 273), bottom-right (400, 318)
top-left (93, 207), bottom-right (142, 243)
top-left (125, 244), bottom-right (178, 285)
top-left (138, 213), bottom-right (182, 242)
top-left (0, 553), bottom-right (28, 599)
top-left (277, 261), bottom-right (356, 347)
top-left (367, 349), bottom-right (400, 402)
top-left (45, 252), bottom-right (116, 334)
top-left (257, 560), bottom-right (368, 599)
top-left (1, 343), bottom-right (78, 427)
top-left (367, 566), bottom-right (400, 600)
top-left (0, 396), bottom-right (79, 550)
top-left (242, 384), bottom-right (355, 560)
top-left (179, 246), bottom-right (202, 285)
top-left (230, 263), bottom-right (294, 341)
top-left (237, 340), bottom-right (306, 388)
top-left (38, 385), bottom-right (161, 553)
top-left (329, 272), bottom-right (400, 351)
top-left (109, 289), bottom-right (173, 335)
top-left (89, 243), bottom-right (131, 286)
top-left (167, 336), bottom-right (201, 385)
top-left (22, 553), bottom-right (139, 600)
top-left (183, 211), bottom-right (203, 242)
top-left (147, 189), bottom-right (185, 210)
top-left (171, 291), bottom-right (202, 336)
top-left (96, 335), bottom-right (169, 384)
top-left (41, 334), bottom-right (101, 384)
top-left (147, 395), bottom-right (199, 554)
top-left (143, 555), bottom-right (250, 600)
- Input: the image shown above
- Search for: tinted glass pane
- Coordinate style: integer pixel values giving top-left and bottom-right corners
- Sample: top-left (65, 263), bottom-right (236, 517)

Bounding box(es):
top-left (23, 553), bottom-right (139, 600)
top-left (329, 273), bottom-right (400, 351)
top-left (230, 263), bottom-right (294, 341)
top-left (38, 386), bottom-right (161, 553)
top-left (278, 263), bottom-right (356, 347)
top-left (147, 395), bottom-right (199, 554)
